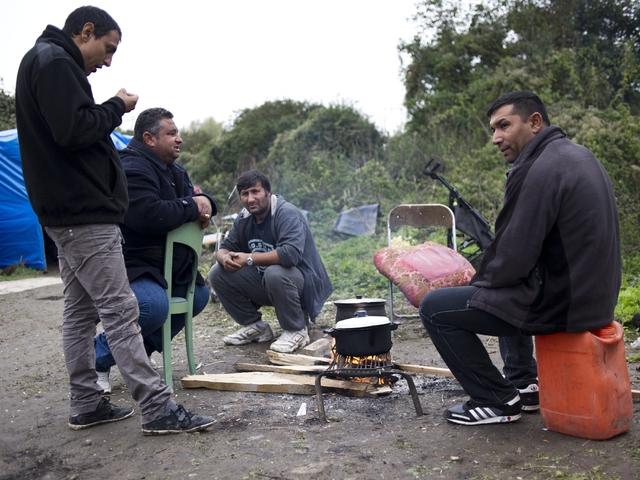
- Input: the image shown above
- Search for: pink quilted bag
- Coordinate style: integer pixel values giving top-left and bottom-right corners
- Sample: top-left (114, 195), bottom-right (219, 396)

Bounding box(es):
top-left (373, 241), bottom-right (475, 307)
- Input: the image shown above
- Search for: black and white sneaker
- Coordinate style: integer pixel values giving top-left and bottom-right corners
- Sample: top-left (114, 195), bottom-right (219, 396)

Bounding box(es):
top-left (142, 402), bottom-right (215, 435)
top-left (517, 384), bottom-right (540, 412)
top-left (443, 395), bottom-right (522, 425)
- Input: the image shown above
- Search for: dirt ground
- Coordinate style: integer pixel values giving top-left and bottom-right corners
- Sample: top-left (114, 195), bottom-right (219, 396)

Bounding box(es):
top-left (1, 268), bottom-right (640, 480)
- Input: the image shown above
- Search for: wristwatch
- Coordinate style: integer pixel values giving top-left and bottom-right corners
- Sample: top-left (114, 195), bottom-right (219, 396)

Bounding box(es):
top-left (247, 256), bottom-right (254, 266)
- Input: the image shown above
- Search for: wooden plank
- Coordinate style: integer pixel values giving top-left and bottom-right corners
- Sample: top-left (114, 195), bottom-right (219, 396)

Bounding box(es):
top-left (234, 363), bottom-right (327, 374)
top-left (181, 372), bottom-right (379, 397)
top-left (265, 352), bottom-right (640, 394)
top-left (395, 363), bottom-right (453, 377)
top-left (267, 350), bottom-right (330, 366)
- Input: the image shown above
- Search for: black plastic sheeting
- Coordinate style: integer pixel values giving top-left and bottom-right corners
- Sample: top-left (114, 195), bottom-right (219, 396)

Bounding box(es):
top-left (332, 204), bottom-right (381, 236)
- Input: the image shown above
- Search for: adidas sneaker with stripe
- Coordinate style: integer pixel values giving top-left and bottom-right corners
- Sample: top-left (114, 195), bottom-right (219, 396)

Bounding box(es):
top-left (443, 395), bottom-right (522, 425)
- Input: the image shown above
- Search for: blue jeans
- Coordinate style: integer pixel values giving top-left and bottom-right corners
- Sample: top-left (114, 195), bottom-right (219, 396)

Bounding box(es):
top-left (420, 285), bottom-right (538, 406)
top-left (95, 276), bottom-right (210, 372)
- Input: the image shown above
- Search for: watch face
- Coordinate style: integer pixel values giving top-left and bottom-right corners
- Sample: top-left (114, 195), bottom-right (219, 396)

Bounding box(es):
top-left (247, 257), bottom-right (253, 266)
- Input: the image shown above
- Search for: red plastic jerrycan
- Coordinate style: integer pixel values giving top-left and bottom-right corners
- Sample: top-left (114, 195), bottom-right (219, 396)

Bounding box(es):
top-left (534, 321), bottom-right (633, 440)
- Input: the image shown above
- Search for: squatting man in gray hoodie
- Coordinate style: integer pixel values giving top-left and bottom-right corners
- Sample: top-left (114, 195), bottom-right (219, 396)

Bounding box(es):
top-left (209, 170), bottom-right (333, 353)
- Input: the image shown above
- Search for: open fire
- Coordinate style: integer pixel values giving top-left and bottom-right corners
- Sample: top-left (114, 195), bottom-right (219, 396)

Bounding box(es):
top-left (326, 341), bottom-right (394, 386)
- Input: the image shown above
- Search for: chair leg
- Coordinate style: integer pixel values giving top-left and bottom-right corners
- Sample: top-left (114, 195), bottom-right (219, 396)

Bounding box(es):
top-left (162, 317), bottom-right (173, 392)
top-left (185, 309), bottom-right (196, 375)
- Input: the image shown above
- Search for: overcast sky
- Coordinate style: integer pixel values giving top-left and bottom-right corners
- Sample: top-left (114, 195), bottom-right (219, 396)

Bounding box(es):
top-left (1, 1), bottom-right (421, 134)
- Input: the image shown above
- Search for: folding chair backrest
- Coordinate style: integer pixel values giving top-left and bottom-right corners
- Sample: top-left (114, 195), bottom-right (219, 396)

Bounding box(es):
top-left (388, 204), bottom-right (456, 251)
top-left (386, 204), bottom-right (456, 319)
top-left (162, 221), bottom-right (204, 391)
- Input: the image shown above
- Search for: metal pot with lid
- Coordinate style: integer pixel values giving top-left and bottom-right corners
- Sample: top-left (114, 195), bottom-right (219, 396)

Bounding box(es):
top-left (333, 295), bottom-right (387, 322)
top-left (324, 310), bottom-right (400, 357)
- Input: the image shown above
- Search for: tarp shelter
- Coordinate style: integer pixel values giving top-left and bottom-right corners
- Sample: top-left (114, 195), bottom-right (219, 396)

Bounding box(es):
top-left (332, 204), bottom-right (381, 236)
top-left (0, 129), bottom-right (131, 270)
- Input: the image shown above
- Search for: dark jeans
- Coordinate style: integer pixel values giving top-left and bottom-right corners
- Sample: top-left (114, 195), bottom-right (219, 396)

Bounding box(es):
top-left (420, 286), bottom-right (538, 406)
top-left (95, 276), bottom-right (210, 372)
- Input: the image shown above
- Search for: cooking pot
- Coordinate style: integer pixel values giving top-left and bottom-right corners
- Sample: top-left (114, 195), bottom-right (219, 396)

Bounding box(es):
top-left (325, 311), bottom-right (400, 357)
top-left (333, 296), bottom-right (387, 322)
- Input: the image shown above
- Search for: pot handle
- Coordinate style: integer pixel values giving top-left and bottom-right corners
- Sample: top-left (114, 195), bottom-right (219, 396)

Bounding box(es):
top-left (323, 328), bottom-right (337, 337)
top-left (391, 322), bottom-right (401, 331)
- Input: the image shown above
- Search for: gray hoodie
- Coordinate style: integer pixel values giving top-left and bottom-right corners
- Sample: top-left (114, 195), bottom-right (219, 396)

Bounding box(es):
top-left (221, 194), bottom-right (333, 321)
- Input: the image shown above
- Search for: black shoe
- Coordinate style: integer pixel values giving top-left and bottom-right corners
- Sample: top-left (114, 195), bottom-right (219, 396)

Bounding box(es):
top-left (517, 384), bottom-right (540, 412)
top-left (443, 395), bottom-right (522, 425)
top-left (142, 403), bottom-right (215, 436)
top-left (68, 396), bottom-right (134, 430)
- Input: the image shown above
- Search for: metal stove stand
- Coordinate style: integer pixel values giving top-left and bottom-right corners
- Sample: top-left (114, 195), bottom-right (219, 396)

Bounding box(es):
top-left (315, 366), bottom-right (424, 422)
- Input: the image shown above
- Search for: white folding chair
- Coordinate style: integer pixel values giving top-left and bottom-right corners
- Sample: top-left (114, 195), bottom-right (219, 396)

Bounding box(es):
top-left (386, 204), bottom-right (456, 319)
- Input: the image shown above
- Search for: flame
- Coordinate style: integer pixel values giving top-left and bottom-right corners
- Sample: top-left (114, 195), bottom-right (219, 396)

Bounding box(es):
top-left (327, 338), bottom-right (393, 386)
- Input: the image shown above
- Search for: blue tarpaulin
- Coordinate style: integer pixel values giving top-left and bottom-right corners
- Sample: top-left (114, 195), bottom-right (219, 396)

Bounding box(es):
top-left (0, 129), bottom-right (131, 270)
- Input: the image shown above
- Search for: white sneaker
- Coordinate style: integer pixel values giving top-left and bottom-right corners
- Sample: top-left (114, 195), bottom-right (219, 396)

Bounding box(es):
top-left (97, 370), bottom-right (111, 394)
top-left (223, 322), bottom-right (275, 345)
top-left (270, 328), bottom-right (310, 353)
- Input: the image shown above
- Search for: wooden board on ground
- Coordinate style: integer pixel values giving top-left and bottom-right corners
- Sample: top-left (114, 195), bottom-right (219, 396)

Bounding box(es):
top-left (181, 372), bottom-right (389, 397)
top-left (264, 351), bottom-right (640, 396)
top-left (267, 350), bottom-right (330, 366)
top-left (234, 363), bottom-right (327, 374)
top-left (266, 350), bottom-right (453, 376)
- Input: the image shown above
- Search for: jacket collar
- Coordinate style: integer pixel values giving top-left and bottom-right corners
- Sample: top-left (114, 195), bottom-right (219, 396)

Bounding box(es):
top-left (122, 138), bottom-right (169, 171)
top-left (507, 125), bottom-right (566, 176)
top-left (38, 25), bottom-right (85, 72)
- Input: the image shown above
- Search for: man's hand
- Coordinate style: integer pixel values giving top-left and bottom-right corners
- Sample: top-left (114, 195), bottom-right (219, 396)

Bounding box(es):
top-left (220, 251), bottom-right (244, 273)
top-left (193, 196), bottom-right (213, 228)
top-left (115, 88), bottom-right (138, 113)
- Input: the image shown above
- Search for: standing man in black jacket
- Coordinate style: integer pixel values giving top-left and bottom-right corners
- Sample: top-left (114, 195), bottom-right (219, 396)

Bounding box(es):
top-left (420, 91), bottom-right (621, 426)
top-left (93, 108), bottom-right (216, 393)
top-left (16, 6), bottom-right (214, 435)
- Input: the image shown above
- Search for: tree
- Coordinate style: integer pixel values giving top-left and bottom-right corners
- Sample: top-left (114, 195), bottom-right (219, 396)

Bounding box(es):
top-left (263, 103), bottom-right (387, 211)
top-left (0, 80), bottom-right (16, 130)
top-left (398, 0), bottom-right (640, 258)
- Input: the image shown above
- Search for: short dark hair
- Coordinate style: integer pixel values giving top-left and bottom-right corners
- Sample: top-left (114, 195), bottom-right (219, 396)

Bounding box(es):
top-left (237, 171), bottom-right (271, 195)
top-left (487, 91), bottom-right (550, 126)
top-left (133, 108), bottom-right (174, 142)
top-left (62, 6), bottom-right (122, 40)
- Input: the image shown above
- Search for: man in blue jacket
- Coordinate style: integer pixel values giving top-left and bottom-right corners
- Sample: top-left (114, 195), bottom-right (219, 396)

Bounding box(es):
top-left (209, 171), bottom-right (333, 353)
top-left (15, 6), bottom-right (214, 435)
top-left (420, 91), bottom-right (621, 426)
top-left (93, 107), bottom-right (216, 393)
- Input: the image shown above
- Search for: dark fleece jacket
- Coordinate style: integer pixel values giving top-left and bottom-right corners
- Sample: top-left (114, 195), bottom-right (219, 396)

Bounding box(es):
top-left (119, 139), bottom-right (217, 288)
top-left (15, 25), bottom-right (128, 227)
top-left (470, 126), bottom-right (621, 334)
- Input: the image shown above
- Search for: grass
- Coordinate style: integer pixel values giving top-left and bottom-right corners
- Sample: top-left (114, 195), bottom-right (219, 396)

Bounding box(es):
top-left (0, 265), bottom-right (46, 282)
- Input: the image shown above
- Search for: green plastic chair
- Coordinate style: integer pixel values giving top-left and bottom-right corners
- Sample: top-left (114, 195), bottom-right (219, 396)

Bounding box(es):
top-left (162, 220), bottom-right (205, 391)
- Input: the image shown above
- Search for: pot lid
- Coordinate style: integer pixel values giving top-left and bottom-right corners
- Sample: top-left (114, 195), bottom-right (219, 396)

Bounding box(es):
top-left (333, 297), bottom-right (387, 306)
top-left (334, 316), bottom-right (390, 329)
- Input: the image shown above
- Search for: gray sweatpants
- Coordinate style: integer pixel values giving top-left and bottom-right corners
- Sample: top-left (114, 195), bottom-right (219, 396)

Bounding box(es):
top-left (208, 263), bottom-right (306, 331)
top-left (46, 224), bottom-right (172, 424)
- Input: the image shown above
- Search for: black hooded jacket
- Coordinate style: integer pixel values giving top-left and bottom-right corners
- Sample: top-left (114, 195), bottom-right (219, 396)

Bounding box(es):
top-left (16, 25), bottom-right (128, 227)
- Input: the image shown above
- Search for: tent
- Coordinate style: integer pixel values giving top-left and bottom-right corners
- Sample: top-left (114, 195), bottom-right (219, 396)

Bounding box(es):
top-left (0, 129), bottom-right (131, 270)
top-left (332, 204), bottom-right (381, 236)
